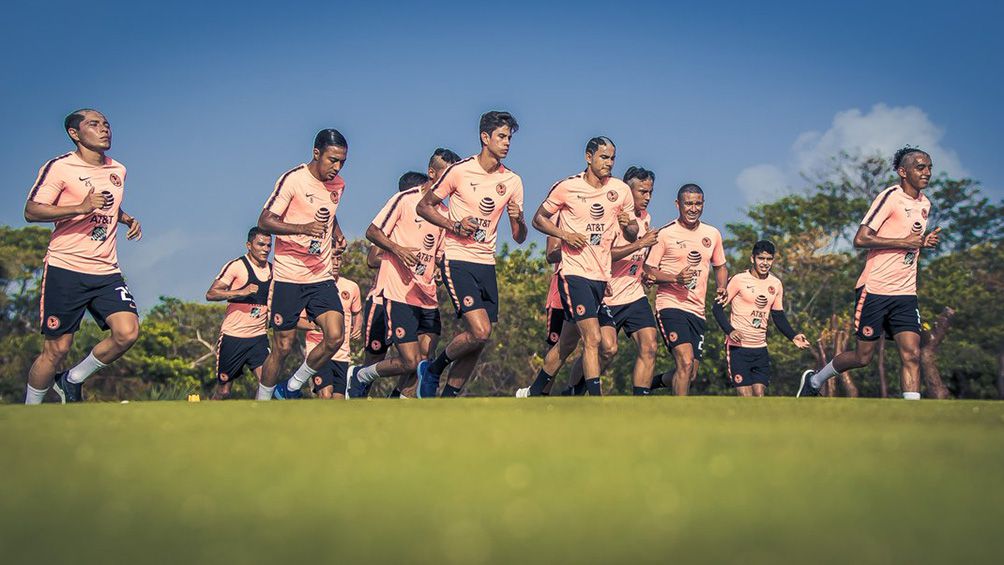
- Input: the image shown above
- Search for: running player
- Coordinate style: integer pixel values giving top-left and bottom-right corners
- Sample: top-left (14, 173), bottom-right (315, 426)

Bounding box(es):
top-left (712, 240), bottom-right (810, 396)
top-left (416, 111), bottom-right (527, 397)
top-left (23, 109), bottom-right (142, 404)
top-left (362, 171), bottom-right (429, 398)
top-left (644, 184), bottom-right (728, 396)
top-left (301, 257), bottom-right (362, 399)
top-left (349, 149), bottom-right (461, 397)
top-left (798, 147), bottom-right (940, 399)
top-left (520, 137), bottom-right (637, 396)
top-left (256, 129), bottom-right (348, 400)
top-left (205, 227), bottom-right (273, 400)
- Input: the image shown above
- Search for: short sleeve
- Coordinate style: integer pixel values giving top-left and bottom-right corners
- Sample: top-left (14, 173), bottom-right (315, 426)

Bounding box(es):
top-left (710, 230), bottom-right (727, 267)
top-left (216, 260), bottom-right (246, 288)
top-left (620, 186), bottom-right (635, 216)
top-left (511, 177), bottom-right (524, 212)
top-left (27, 160), bottom-right (66, 205)
top-left (725, 275), bottom-right (742, 306)
top-left (771, 280), bottom-right (785, 311)
top-left (542, 181), bottom-right (567, 215)
top-left (432, 164), bottom-right (460, 199)
top-left (861, 191), bottom-right (893, 231)
top-left (644, 231), bottom-right (667, 269)
top-left (372, 192), bottom-right (406, 236)
top-left (264, 173), bottom-right (295, 215)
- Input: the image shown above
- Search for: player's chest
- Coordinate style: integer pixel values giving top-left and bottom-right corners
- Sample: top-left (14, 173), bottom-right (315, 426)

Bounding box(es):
top-left (737, 279), bottom-right (776, 312)
top-left (460, 174), bottom-right (513, 217)
top-left (889, 200), bottom-right (930, 234)
top-left (63, 171), bottom-right (125, 211)
top-left (664, 233), bottom-right (714, 264)
top-left (295, 187), bottom-right (342, 219)
top-left (565, 188), bottom-right (622, 224)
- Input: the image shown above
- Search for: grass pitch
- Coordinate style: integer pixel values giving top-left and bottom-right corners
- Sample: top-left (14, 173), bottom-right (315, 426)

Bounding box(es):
top-left (2, 397), bottom-right (1003, 564)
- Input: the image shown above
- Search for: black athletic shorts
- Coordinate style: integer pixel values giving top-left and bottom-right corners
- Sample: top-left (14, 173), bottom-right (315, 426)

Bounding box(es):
top-left (557, 274), bottom-right (607, 323)
top-left (607, 297), bottom-right (658, 336)
top-left (387, 300), bottom-right (441, 344)
top-left (442, 259), bottom-right (499, 322)
top-left (657, 308), bottom-right (707, 360)
top-left (545, 307), bottom-right (564, 346)
top-left (269, 279), bottom-right (342, 331)
top-left (853, 288), bottom-right (921, 341)
top-left (40, 265), bottom-right (138, 337)
top-left (216, 334), bottom-right (269, 384)
top-left (726, 345), bottom-right (771, 387)
top-left (363, 297), bottom-right (389, 355)
top-left (312, 360), bottom-right (349, 394)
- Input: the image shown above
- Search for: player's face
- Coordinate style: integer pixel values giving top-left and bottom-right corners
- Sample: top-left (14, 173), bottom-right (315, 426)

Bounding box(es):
top-left (247, 234), bottom-right (272, 263)
top-left (313, 145), bottom-right (348, 181)
top-left (585, 144), bottom-right (616, 179)
top-left (481, 125), bottom-right (512, 160)
top-left (70, 111), bottom-right (111, 152)
top-left (899, 154), bottom-right (933, 190)
top-left (751, 251), bottom-right (774, 276)
top-left (330, 258), bottom-right (341, 281)
top-left (629, 179), bottom-right (654, 212)
top-left (676, 192), bottom-right (704, 226)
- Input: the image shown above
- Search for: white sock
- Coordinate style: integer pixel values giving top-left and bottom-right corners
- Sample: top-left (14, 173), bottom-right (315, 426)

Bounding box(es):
top-left (25, 384), bottom-right (48, 405)
top-left (357, 364), bottom-right (381, 384)
top-left (67, 352), bottom-right (107, 384)
top-left (810, 361), bottom-right (839, 388)
top-left (903, 392), bottom-right (921, 400)
top-left (399, 393), bottom-right (409, 399)
top-left (287, 361), bottom-right (318, 391)
top-left (256, 384), bottom-right (275, 401)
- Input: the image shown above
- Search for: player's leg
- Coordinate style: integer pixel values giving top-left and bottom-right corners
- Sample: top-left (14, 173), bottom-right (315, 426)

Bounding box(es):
top-left (312, 360), bottom-right (337, 400)
top-left (31, 265), bottom-right (90, 403)
top-left (525, 320), bottom-right (581, 397)
top-left (260, 281), bottom-right (307, 397)
top-left (407, 321), bottom-right (439, 398)
top-left (352, 302), bottom-right (423, 396)
top-left (670, 344), bottom-right (697, 396)
top-left (736, 386), bottom-right (753, 397)
top-left (331, 361), bottom-right (348, 400)
top-left (751, 384), bottom-right (766, 397)
top-left (800, 290), bottom-right (883, 396)
top-left (893, 331), bottom-right (921, 398)
top-left (439, 314), bottom-right (494, 397)
top-left (261, 328), bottom-right (297, 397)
top-left (631, 327), bottom-right (660, 395)
top-left (281, 283), bottom-right (345, 396)
top-left (576, 316), bottom-right (604, 395)
top-left (26, 334), bottom-right (74, 404)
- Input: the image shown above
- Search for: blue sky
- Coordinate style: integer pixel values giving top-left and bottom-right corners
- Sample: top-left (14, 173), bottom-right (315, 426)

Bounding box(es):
top-left (2, 0), bottom-right (1000, 309)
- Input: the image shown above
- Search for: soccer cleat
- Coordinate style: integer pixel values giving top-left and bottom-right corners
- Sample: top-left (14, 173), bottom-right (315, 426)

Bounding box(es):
top-left (515, 387), bottom-right (529, 398)
top-left (347, 365), bottom-right (371, 399)
top-left (52, 371), bottom-right (82, 403)
top-left (272, 379), bottom-right (302, 400)
top-left (417, 360), bottom-right (440, 399)
top-left (796, 370), bottom-right (820, 398)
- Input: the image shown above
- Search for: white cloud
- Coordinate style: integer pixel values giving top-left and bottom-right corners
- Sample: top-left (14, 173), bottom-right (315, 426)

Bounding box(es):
top-left (736, 104), bottom-right (967, 204)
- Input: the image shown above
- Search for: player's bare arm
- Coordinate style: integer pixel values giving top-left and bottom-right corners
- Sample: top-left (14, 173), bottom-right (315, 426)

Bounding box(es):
top-left (643, 262), bottom-right (697, 285)
top-left (612, 228), bottom-right (658, 261)
top-left (366, 244), bottom-right (383, 268)
top-left (532, 204), bottom-right (586, 249)
top-left (332, 217), bottom-right (347, 255)
top-left (365, 223), bottom-right (419, 267)
top-left (257, 209), bottom-right (325, 238)
top-left (417, 190), bottom-right (476, 237)
top-left (205, 278), bottom-right (257, 301)
top-left (24, 187), bottom-right (110, 222)
top-left (545, 235), bottom-right (562, 265)
top-left (617, 211), bottom-right (640, 242)
top-left (714, 264), bottom-right (729, 303)
top-left (117, 208), bottom-right (142, 241)
top-left (507, 199), bottom-right (527, 243)
top-left (853, 224), bottom-right (941, 250)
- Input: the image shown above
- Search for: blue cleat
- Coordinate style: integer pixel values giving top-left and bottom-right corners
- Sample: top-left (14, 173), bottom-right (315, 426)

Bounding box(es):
top-left (347, 365), bottom-right (371, 399)
top-left (273, 379), bottom-right (302, 400)
top-left (796, 370), bottom-right (820, 398)
top-left (52, 371), bottom-right (82, 403)
top-left (417, 360), bottom-right (440, 399)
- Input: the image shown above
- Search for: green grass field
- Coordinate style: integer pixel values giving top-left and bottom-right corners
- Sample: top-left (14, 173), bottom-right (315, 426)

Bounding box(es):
top-left (2, 398), bottom-right (1003, 564)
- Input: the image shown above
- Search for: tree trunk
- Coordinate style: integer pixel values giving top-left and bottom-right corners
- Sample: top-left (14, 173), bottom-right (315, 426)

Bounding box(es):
top-left (919, 307), bottom-right (955, 400)
top-left (878, 339), bottom-right (888, 398)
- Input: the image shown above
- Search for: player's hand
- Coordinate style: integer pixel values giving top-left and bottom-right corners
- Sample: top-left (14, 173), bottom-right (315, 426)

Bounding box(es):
top-left (302, 221), bottom-right (327, 238)
top-left (715, 287), bottom-right (728, 304)
top-left (333, 235), bottom-right (348, 255)
top-left (728, 330), bottom-right (742, 345)
top-left (642, 272), bottom-right (657, 286)
top-left (80, 188), bottom-right (110, 214)
top-left (238, 283), bottom-right (259, 296)
top-left (637, 230), bottom-right (659, 249)
top-left (792, 334), bottom-right (811, 349)
top-left (617, 211), bottom-right (631, 228)
top-left (393, 245), bottom-right (420, 267)
top-left (675, 265), bottom-right (697, 286)
top-left (563, 230), bottom-right (588, 249)
top-left (458, 216), bottom-right (479, 237)
top-left (507, 200), bottom-right (523, 220)
top-left (126, 217), bottom-right (142, 241)
top-left (922, 226), bottom-right (941, 248)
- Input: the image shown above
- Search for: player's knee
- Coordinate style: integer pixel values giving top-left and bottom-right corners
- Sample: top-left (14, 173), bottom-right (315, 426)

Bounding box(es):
top-left (469, 324), bottom-right (492, 344)
top-left (272, 335), bottom-right (296, 356)
top-left (111, 323), bottom-right (139, 348)
top-left (638, 337), bottom-right (658, 360)
top-left (676, 357), bottom-right (695, 375)
top-left (400, 351), bottom-right (421, 373)
top-left (581, 329), bottom-right (601, 350)
top-left (321, 332), bottom-right (344, 352)
top-left (600, 339), bottom-right (618, 362)
top-left (43, 339), bottom-right (73, 362)
top-left (900, 347), bottom-right (920, 367)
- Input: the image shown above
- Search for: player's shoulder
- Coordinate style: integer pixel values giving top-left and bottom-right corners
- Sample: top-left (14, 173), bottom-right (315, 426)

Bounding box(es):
top-left (445, 156), bottom-right (477, 176)
top-left (277, 163), bottom-right (308, 184)
top-left (104, 156), bottom-right (126, 171)
top-left (221, 256), bottom-right (244, 271)
top-left (39, 152), bottom-right (75, 173)
top-left (338, 277), bottom-right (360, 294)
top-left (550, 172), bottom-right (584, 192)
top-left (700, 222), bottom-right (724, 239)
top-left (766, 272), bottom-right (783, 288)
top-left (873, 184), bottom-right (901, 202)
top-left (606, 177), bottom-right (631, 193)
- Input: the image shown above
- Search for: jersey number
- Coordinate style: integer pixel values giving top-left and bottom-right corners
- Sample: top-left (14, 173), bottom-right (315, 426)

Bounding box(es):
top-left (116, 286), bottom-right (135, 303)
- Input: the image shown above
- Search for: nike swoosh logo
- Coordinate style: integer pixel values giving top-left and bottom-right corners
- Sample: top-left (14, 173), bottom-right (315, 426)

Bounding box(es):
top-left (306, 193), bottom-right (315, 198)
top-left (79, 177), bottom-right (90, 181)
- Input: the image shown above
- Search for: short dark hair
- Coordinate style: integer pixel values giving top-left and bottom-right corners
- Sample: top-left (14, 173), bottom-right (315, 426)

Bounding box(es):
top-left (677, 183), bottom-right (704, 201)
top-left (752, 240), bottom-right (776, 257)
top-left (585, 136), bottom-right (615, 155)
top-left (314, 129), bottom-right (348, 152)
top-left (479, 111), bottom-right (519, 143)
top-left (429, 148), bottom-right (461, 168)
top-left (247, 226), bottom-right (269, 243)
top-left (623, 166), bottom-right (655, 184)
top-left (398, 171), bottom-right (429, 192)
top-left (64, 109), bottom-right (100, 141)
top-left (892, 146), bottom-right (930, 170)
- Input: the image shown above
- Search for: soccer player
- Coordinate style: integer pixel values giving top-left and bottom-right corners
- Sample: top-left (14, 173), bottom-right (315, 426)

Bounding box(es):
top-left (415, 111), bottom-right (527, 397)
top-left (798, 147), bottom-right (940, 399)
top-left (361, 171), bottom-right (430, 398)
top-left (643, 184), bottom-right (728, 396)
top-left (348, 149), bottom-right (462, 398)
top-left (23, 109), bottom-right (142, 404)
top-left (205, 227), bottom-right (273, 400)
top-left (712, 240), bottom-right (810, 397)
top-left (301, 257), bottom-right (362, 399)
top-left (256, 129), bottom-right (349, 400)
top-left (521, 137), bottom-right (638, 396)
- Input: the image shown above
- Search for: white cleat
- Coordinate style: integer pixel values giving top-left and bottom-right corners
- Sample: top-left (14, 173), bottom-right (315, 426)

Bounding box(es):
top-left (515, 387), bottom-right (529, 398)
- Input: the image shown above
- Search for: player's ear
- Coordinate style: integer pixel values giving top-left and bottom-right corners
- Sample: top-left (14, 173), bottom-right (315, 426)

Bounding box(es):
top-left (312, 147), bottom-right (321, 161)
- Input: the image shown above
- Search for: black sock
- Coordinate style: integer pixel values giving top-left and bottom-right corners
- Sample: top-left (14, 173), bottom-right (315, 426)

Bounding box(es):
top-left (429, 350), bottom-right (452, 376)
top-left (441, 384), bottom-right (462, 397)
top-left (572, 379), bottom-right (587, 395)
top-left (559, 386), bottom-right (574, 396)
top-left (585, 378), bottom-right (602, 396)
top-left (650, 373), bottom-right (666, 390)
top-left (387, 388), bottom-right (401, 398)
top-left (633, 386), bottom-right (651, 396)
top-left (528, 369), bottom-right (553, 396)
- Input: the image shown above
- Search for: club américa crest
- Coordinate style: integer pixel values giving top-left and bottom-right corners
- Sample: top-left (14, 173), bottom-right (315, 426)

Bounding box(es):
top-left (496, 183), bottom-right (506, 196)
top-left (109, 173), bottom-right (122, 187)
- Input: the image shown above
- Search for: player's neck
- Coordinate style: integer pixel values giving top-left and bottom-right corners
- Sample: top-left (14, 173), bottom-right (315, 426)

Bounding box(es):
top-left (583, 169), bottom-right (606, 189)
top-left (748, 268), bottom-right (768, 280)
top-left (900, 182), bottom-right (922, 199)
top-left (75, 146), bottom-right (105, 167)
top-left (306, 161), bottom-right (324, 182)
top-left (246, 253), bottom-right (267, 269)
top-left (676, 217), bottom-right (701, 230)
top-left (476, 149), bottom-right (502, 174)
